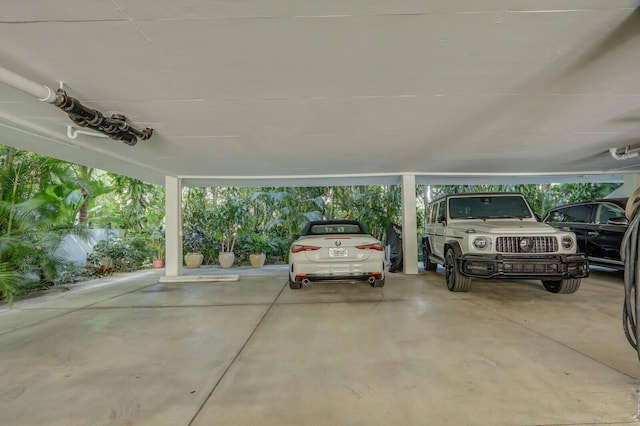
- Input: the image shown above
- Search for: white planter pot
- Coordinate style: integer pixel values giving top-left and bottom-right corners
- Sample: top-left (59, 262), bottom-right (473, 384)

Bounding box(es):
top-left (219, 252), bottom-right (235, 268)
top-left (184, 252), bottom-right (204, 268)
top-left (249, 253), bottom-right (266, 268)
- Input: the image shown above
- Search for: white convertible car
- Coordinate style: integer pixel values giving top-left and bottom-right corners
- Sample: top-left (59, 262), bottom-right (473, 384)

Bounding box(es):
top-left (288, 220), bottom-right (386, 289)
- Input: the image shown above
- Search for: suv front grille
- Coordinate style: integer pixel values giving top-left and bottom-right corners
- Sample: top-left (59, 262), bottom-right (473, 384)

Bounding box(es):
top-left (495, 236), bottom-right (558, 253)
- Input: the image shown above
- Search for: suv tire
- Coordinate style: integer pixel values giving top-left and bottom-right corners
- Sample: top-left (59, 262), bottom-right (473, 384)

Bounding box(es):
top-left (422, 238), bottom-right (438, 271)
top-left (445, 248), bottom-right (471, 292)
top-left (542, 278), bottom-right (581, 294)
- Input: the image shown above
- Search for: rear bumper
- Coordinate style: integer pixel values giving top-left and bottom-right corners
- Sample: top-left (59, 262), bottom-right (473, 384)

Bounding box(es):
top-left (290, 259), bottom-right (385, 283)
top-left (293, 271), bottom-right (384, 283)
top-left (458, 253), bottom-right (590, 279)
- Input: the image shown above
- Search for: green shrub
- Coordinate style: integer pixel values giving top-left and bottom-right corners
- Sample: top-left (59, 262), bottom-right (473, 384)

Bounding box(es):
top-left (0, 262), bottom-right (21, 306)
top-left (87, 237), bottom-right (151, 272)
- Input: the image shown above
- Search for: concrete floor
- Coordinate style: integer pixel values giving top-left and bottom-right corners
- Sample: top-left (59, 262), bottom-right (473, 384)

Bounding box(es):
top-left (1, 265), bottom-right (640, 426)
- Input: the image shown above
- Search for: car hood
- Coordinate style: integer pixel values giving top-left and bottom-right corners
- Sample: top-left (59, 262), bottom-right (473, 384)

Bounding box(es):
top-left (449, 220), bottom-right (566, 235)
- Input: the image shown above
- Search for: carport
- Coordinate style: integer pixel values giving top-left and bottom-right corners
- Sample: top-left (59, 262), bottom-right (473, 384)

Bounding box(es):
top-left (1, 1), bottom-right (640, 425)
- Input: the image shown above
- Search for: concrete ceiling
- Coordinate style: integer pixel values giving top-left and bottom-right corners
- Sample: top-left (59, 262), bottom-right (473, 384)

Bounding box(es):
top-left (1, 1), bottom-right (640, 187)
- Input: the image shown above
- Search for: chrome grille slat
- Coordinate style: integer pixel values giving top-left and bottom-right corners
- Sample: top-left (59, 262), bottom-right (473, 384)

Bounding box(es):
top-left (496, 236), bottom-right (558, 253)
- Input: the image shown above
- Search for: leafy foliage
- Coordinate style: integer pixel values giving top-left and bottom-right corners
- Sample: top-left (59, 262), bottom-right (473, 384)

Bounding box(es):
top-left (241, 233), bottom-right (272, 254)
top-left (146, 231), bottom-right (165, 259)
top-left (0, 262), bottom-right (21, 306)
top-left (87, 237), bottom-right (151, 272)
top-left (183, 221), bottom-right (204, 253)
top-left (0, 146), bottom-right (168, 303)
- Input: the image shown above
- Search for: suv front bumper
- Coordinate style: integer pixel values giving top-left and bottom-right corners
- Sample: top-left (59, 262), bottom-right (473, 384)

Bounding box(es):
top-left (458, 253), bottom-right (589, 279)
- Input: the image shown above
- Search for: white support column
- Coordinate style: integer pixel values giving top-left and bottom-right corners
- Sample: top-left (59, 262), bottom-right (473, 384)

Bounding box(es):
top-left (165, 176), bottom-right (183, 277)
top-left (401, 174), bottom-right (419, 275)
top-left (623, 174), bottom-right (640, 197)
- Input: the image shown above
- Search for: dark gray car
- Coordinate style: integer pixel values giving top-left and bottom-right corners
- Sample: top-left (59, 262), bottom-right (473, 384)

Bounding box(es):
top-left (542, 198), bottom-right (628, 270)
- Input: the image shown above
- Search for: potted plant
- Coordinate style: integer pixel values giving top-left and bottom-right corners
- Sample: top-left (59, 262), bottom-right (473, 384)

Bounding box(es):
top-left (147, 234), bottom-right (165, 268)
top-left (248, 233), bottom-right (270, 268)
top-left (218, 226), bottom-right (237, 268)
top-left (183, 228), bottom-right (204, 268)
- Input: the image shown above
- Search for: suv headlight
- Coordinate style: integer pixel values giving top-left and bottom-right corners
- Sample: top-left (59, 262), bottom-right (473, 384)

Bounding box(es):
top-left (473, 237), bottom-right (489, 249)
top-left (561, 236), bottom-right (574, 250)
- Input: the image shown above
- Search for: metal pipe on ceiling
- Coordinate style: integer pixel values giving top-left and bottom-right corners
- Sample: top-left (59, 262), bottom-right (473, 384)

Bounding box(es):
top-left (0, 66), bottom-right (60, 103)
top-left (610, 147), bottom-right (640, 161)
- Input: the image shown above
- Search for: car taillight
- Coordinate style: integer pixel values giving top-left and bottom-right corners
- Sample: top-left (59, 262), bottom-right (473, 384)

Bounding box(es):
top-left (291, 244), bottom-right (321, 253)
top-left (356, 243), bottom-right (384, 251)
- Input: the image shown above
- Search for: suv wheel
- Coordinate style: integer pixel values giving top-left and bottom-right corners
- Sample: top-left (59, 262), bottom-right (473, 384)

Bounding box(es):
top-left (542, 279), bottom-right (580, 294)
top-left (445, 249), bottom-right (471, 292)
top-left (422, 238), bottom-right (438, 271)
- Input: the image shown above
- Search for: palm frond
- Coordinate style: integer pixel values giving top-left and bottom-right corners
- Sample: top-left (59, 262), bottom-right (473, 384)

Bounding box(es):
top-left (0, 262), bottom-right (21, 307)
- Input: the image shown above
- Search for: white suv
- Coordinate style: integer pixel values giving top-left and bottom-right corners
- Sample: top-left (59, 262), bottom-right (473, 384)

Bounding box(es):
top-left (422, 192), bottom-right (589, 293)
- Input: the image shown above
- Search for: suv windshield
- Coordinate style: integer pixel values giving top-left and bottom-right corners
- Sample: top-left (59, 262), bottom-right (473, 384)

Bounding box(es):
top-left (449, 195), bottom-right (532, 220)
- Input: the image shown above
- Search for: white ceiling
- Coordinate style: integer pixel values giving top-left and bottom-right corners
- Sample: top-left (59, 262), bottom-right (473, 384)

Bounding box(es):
top-left (1, 1), bottom-right (640, 187)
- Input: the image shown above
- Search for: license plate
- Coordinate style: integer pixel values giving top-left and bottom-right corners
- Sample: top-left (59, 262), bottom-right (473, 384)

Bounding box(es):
top-left (329, 248), bottom-right (347, 257)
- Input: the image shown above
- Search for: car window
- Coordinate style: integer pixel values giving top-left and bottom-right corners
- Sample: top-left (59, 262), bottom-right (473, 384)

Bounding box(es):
top-left (433, 201), bottom-right (441, 223)
top-left (545, 208), bottom-right (567, 222)
top-left (595, 203), bottom-right (624, 224)
top-left (309, 224), bottom-right (362, 234)
top-left (430, 203), bottom-right (437, 223)
top-left (426, 200), bottom-right (442, 224)
top-left (554, 204), bottom-right (593, 223)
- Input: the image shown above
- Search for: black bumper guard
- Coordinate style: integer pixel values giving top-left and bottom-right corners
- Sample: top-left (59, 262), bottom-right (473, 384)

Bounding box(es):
top-left (458, 253), bottom-right (590, 279)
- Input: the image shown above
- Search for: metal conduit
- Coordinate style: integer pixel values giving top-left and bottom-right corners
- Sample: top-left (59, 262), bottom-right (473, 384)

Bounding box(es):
top-left (0, 66), bottom-right (59, 103)
top-left (0, 66), bottom-right (153, 145)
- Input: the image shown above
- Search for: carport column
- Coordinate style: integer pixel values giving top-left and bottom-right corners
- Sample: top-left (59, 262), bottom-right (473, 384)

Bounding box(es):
top-left (401, 174), bottom-right (419, 274)
top-left (165, 176), bottom-right (183, 277)
top-left (623, 174), bottom-right (640, 196)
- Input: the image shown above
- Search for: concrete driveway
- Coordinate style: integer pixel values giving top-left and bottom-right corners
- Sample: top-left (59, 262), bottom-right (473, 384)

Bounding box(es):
top-left (1, 265), bottom-right (639, 426)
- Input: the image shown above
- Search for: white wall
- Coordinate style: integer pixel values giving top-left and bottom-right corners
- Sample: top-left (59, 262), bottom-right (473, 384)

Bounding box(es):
top-left (56, 229), bottom-right (124, 266)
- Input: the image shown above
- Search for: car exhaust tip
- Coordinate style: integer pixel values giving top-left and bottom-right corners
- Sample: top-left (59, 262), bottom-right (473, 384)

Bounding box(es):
top-left (368, 276), bottom-right (376, 284)
top-left (301, 278), bottom-right (310, 285)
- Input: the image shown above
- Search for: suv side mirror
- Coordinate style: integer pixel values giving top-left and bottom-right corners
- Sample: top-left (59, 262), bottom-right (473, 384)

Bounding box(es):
top-left (607, 216), bottom-right (629, 226)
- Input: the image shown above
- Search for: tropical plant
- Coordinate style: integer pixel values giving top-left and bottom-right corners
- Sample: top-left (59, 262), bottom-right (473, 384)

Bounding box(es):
top-left (219, 227), bottom-right (237, 253)
top-left (208, 188), bottom-right (250, 254)
top-left (246, 233), bottom-right (271, 254)
top-left (183, 223), bottom-right (204, 253)
top-left (255, 188), bottom-right (324, 239)
top-left (0, 148), bottom-right (102, 296)
top-left (87, 236), bottom-right (150, 272)
top-left (146, 232), bottom-right (165, 259)
top-left (0, 262), bottom-right (21, 306)
top-left (101, 174), bottom-right (164, 233)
